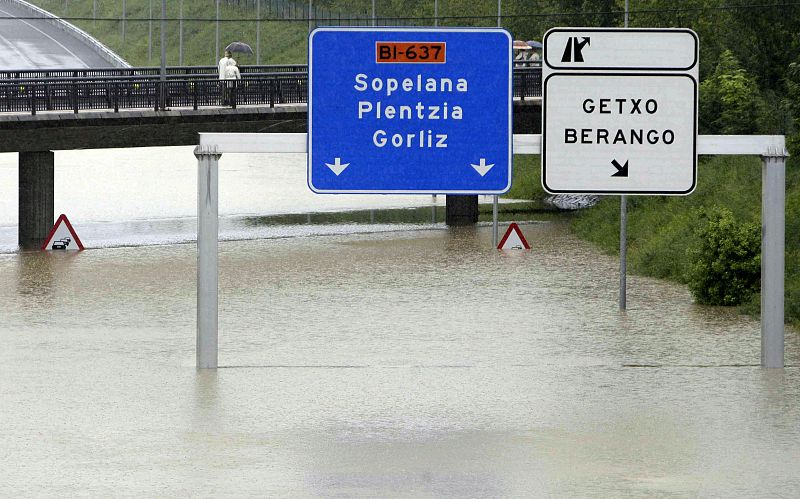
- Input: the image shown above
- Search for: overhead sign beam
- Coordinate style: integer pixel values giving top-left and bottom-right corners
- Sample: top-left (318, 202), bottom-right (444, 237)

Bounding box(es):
top-left (197, 133), bottom-right (784, 157)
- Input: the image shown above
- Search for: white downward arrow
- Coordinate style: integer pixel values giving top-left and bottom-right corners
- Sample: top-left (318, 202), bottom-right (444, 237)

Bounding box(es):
top-left (471, 158), bottom-right (494, 177)
top-left (325, 157), bottom-right (350, 176)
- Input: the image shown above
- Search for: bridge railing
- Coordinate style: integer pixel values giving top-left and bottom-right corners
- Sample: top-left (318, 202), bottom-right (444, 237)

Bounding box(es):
top-left (513, 67), bottom-right (542, 101)
top-left (0, 72), bottom-right (310, 114)
top-left (0, 67), bottom-right (541, 115)
top-left (0, 65), bottom-right (309, 81)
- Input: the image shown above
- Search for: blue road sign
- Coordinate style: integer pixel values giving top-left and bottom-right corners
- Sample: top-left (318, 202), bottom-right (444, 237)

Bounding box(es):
top-left (308, 27), bottom-right (512, 194)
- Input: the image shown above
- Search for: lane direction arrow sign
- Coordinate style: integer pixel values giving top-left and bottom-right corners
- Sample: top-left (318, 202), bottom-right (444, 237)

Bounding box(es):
top-left (471, 158), bottom-right (494, 177)
top-left (542, 28), bottom-right (698, 195)
top-left (308, 27), bottom-right (513, 194)
top-left (325, 157), bottom-right (350, 176)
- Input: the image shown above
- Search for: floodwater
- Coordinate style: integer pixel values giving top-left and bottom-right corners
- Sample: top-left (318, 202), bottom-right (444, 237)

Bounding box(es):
top-left (0, 147), bottom-right (455, 252)
top-left (1, 148), bottom-right (799, 496)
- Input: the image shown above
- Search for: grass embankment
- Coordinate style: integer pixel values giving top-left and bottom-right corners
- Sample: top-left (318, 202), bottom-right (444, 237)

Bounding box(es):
top-left (571, 155), bottom-right (800, 326)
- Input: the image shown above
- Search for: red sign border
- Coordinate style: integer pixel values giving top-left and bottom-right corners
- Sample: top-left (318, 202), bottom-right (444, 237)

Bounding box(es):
top-left (497, 222), bottom-right (530, 250)
top-left (41, 214), bottom-right (85, 251)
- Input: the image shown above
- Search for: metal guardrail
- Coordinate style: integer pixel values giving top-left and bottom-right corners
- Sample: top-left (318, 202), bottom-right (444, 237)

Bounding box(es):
top-left (0, 66), bottom-right (541, 115)
top-left (0, 64), bottom-right (308, 80)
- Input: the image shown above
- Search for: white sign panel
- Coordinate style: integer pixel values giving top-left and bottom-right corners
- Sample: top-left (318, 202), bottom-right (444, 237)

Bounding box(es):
top-left (544, 28), bottom-right (698, 72)
top-left (542, 28), bottom-right (698, 195)
top-left (543, 73), bottom-right (697, 194)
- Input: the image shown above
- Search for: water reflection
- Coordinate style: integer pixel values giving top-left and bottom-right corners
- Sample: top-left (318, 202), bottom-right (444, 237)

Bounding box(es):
top-left (15, 251), bottom-right (56, 298)
top-left (444, 225), bottom-right (483, 253)
top-left (192, 370), bottom-right (220, 429)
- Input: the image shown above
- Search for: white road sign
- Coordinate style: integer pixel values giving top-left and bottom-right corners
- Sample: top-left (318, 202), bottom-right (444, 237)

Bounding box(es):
top-left (543, 73), bottom-right (697, 194)
top-left (544, 28), bottom-right (698, 71)
top-left (542, 28), bottom-right (699, 195)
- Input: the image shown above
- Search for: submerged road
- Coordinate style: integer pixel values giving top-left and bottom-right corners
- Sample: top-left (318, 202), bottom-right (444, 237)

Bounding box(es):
top-left (1, 223), bottom-right (798, 495)
top-left (0, 1), bottom-right (111, 69)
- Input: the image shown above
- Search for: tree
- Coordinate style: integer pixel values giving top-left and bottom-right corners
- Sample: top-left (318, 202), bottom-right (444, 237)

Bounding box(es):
top-left (699, 49), bottom-right (762, 135)
top-left (785, 59), bottom-right (800, 155)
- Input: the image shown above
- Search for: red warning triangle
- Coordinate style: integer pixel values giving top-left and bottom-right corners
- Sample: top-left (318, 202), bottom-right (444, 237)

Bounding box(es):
top-left (41, 214), bottom-right (84, 251)
top-left (497, 223), bottom-right (530, 250)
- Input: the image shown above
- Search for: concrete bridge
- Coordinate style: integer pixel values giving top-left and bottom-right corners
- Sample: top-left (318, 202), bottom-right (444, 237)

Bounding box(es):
top-left (1, 0), bottom-right (542, 249)
top-left (1, 65), bottom-right (541, 150)
top-left (5, 68), bottom-right (542, 249)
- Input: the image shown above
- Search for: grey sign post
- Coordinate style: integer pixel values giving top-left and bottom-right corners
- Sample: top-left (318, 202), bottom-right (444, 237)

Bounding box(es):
top-left (194, 146), bottom-right (220, 369)
top-left (762, 147), bottom-right (788, 368)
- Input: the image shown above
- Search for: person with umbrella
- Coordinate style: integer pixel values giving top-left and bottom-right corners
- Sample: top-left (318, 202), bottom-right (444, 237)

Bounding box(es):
top-left (513, 40), bottom-right (532, 67)
top-left (526, 41), bottom-right (542, 63)
top-left (219, 43), bottom-right (252, 105)
top-left (222, 59), bottom-right (242, 106)
top-left (218, 49), bottom-right (233, 80)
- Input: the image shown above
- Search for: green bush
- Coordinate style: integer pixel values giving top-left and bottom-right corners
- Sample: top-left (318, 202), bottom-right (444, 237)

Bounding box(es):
top-left (686, 207), bottom-right (761, 306)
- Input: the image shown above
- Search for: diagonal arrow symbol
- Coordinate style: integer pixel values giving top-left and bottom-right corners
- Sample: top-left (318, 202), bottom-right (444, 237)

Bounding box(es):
top-left (611, 159), bottom-right (629, 177)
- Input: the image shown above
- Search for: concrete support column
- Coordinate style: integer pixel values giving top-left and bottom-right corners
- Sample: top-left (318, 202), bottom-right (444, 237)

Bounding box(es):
top-left (445, 195), bottom-right (478, 226)
top-left (18, 151), bottom-right (54, 250)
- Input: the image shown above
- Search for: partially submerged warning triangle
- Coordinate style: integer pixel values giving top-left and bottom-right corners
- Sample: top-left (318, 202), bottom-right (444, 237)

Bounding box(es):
top-left (41, 214), bottom-right (84, 251)
top-left (497, 223), bottom-right (530, 250)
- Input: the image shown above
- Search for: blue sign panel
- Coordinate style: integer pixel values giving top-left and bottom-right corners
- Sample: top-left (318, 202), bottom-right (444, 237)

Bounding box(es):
top-left (308, 27), bottom-right (512, 194)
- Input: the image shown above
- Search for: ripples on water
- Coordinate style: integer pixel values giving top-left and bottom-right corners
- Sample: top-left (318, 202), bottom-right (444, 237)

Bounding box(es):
top-left (1, 222), bottom-right (798, 496)
top-left (1, 148), bottom-right (798, 495)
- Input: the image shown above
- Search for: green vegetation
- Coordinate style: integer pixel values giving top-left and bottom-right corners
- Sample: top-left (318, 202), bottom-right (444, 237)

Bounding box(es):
top-left (572, 154), bottom-right (800, 324)
top-left (29, 0), bottom-right (315, 65)
top-left (686, 206), bottom-right (761, 306)
top-left (27, 0), bottom-right (798, 148)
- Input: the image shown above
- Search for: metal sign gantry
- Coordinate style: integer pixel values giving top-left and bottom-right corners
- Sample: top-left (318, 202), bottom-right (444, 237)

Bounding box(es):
top-left (194, 132), bottom-right (787, 369)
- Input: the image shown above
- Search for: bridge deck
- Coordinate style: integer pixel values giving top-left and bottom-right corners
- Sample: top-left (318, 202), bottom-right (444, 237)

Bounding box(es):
top-left (0, 0), bottom-right (112, 69)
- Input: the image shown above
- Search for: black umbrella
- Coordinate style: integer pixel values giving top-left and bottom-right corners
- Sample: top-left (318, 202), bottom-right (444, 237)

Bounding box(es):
top-left (225, 42), bottom-right (254, 55)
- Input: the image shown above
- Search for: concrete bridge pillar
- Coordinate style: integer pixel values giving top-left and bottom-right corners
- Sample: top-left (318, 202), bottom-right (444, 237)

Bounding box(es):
top-left (18, 151), bottom-right (54, 250)
top-left (445, 195), bottom-right (478, 226)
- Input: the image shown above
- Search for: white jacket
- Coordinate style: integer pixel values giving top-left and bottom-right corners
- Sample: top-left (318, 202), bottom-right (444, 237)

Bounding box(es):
top-left (224, 65), bottom-right (241, 80)
top-left (218, 56), bottom-right (231, 79)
